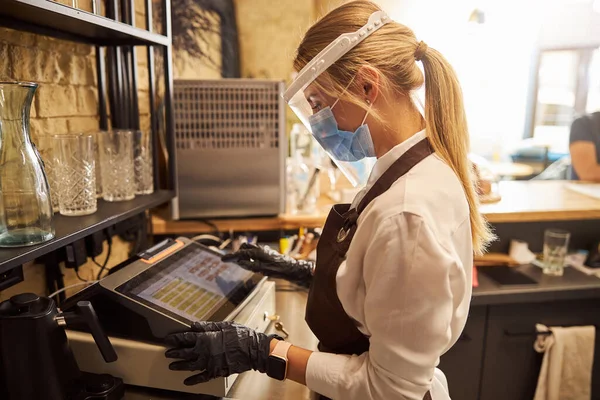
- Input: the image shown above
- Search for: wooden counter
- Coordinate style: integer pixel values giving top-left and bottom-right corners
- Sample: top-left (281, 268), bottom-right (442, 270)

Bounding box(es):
top-left (481, 181), bottom-right (600, 223)
top-left (152, 181), bottom-right (600, 235)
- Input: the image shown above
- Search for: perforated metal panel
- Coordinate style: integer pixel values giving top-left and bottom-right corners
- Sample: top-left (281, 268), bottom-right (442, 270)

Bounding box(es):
top-left (174, 81), bottom-right (281, 151)
top-left (172, 80), bottom-right (285, 220)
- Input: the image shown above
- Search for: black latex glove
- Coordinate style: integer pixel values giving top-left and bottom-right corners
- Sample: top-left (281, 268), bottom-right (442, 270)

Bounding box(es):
top-left (221, 243), bottom-right (313, 288)
top-left (165, 321), bottom-right (281, 385)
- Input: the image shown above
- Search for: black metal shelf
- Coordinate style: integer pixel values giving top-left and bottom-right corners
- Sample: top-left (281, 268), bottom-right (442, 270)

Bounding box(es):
top-left (0, 190), bottom-right (174, 274)
top-left (0, 0), bottom-right (170, 46)
top-left (0, 0), bottom-right (177, 286)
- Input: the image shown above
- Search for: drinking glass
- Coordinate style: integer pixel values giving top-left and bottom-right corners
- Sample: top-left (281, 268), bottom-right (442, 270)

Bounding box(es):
top-left (133, 130), bottom-right (154, 195)
top-left (53, 133), bottom-right (97, 216)
top-left (35, 135), bottom-right (60, 213)
top-left (98, 130), bottom-right (135, 202)
top-left (91, 131), bottom-right (104, 198)
top-left (543, 229), bottom-right (570, 276)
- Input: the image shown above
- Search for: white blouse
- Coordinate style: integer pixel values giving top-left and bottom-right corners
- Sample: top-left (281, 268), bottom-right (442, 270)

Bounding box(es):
top-left (305, 130), bottom-right (473, 400)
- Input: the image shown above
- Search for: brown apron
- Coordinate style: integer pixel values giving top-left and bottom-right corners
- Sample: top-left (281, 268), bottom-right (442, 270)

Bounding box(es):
top-left (305, 138), bottom-right (434, 400)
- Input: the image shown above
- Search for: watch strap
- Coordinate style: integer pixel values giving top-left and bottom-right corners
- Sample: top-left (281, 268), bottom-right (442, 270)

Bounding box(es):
top-left (266, 340), bottom-right (292, 380)
top-left (271, 340), bottom-right (292, 359)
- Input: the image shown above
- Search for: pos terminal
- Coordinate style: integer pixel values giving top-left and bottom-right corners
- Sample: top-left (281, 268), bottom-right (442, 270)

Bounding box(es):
top-left (62, 237), bottom-right (276, 396)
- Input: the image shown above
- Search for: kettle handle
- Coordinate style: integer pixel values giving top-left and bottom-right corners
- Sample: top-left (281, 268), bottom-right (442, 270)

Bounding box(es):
top-left (63, 301), bottom-right (118, 363)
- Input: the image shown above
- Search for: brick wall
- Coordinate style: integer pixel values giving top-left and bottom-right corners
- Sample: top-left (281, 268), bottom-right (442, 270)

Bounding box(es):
top-left (0, 29), bottom-right (99, 142)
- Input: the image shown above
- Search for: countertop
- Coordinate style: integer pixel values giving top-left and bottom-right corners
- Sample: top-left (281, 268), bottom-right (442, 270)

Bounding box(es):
top-left (152, 181), bottom-right (600, 234)
top-left (472, 264), bottom-right (600, 305)
top-left (480, 181), bottom-right (600, 223)
top-left (123, 266), bottom-right (600, 399)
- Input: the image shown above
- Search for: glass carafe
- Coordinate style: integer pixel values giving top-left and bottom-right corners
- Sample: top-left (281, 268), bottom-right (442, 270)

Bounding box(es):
top-left (0, 82), bottom-right (54, 247)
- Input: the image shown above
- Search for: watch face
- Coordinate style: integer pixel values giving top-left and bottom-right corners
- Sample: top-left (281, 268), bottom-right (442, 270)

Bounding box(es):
top-left (267, 355), bottom-right (287, 381)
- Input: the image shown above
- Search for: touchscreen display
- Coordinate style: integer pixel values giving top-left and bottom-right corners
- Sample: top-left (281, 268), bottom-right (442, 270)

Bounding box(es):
top-left (116, 243), bottom-right (258, 323)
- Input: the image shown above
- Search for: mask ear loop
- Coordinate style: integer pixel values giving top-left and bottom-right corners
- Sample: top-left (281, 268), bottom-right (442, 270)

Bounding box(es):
top-left (360, 100), bottom-right (372, 126)
top-left (331, 75), bottom-right (358, 110)
top-left (332, 97), bottom-right (342, 109)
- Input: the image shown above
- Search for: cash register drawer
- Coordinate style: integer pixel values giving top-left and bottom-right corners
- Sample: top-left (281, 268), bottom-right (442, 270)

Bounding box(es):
top-left (67, 281), bottom-right (276, 396)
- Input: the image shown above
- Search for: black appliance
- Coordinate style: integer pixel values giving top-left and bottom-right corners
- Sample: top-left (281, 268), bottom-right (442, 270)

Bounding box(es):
top-left (0, 293), bottom-right (124, 400)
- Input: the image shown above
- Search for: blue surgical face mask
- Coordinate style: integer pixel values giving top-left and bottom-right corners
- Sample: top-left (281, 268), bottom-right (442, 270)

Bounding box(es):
top-left (307, 101), bottom-right (375, 162)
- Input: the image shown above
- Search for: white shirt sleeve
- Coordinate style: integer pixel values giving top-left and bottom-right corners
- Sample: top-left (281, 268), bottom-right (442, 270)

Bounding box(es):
top-left (305, 213), bottom-right (468, 400)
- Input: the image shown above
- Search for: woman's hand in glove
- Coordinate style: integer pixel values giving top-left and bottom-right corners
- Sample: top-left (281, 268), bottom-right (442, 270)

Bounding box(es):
top-left (221, 243), bottom-right (313, 288)
top-left (165, 321), bottom-right (281, 385)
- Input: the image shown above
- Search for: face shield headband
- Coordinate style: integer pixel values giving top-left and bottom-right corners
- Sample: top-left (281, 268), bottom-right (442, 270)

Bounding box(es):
top-left (283, 10), bottom-right (390, 187)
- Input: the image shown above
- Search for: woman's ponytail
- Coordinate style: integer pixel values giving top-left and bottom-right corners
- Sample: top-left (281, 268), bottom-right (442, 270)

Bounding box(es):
top-left (419, 45), bottom-right (494, 254)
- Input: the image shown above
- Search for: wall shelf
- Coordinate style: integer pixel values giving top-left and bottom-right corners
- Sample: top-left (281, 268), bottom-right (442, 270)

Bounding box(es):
top-left (0, 0), bottom-right (170, 46)
top-left (0, 0), bottom-right (176, 289)
top-left (0, 190), bottom-right (174, 274)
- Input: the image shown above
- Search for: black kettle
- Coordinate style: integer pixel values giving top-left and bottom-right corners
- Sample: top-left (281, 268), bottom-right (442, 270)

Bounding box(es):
top-left (0, 293), bottom-right (120, 400)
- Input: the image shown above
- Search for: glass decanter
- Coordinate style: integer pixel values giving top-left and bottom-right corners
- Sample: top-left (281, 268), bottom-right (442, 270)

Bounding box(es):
top-left (0, 82), bottom-right (54, 247)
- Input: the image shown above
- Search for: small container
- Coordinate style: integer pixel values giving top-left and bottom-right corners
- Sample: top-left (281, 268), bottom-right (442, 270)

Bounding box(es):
top-left (98, 130), bottom-right (135, 202)
top-left (288, 151), bottom-right (314, 214)
top-left (470, 154), bottom-right (501, 203)
top-left (290, 123), bottom-right (313, 159)
top-left (133, 130), bottom-right (154, 195)
top-left (53, 133), bottom-right (97, 216)
top-left (543, 229), bottom-right (570, 276)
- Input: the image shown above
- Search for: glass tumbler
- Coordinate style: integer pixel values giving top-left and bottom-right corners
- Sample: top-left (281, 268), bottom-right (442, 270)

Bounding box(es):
top-left (53, 133), bottom-right (97, 216)
top-left (98, 130), bottom-right (135, 202)
top-left (543, 229), bottom-right (570, 276)
top-left (133, 130), bottom-right (154, 195)
top-left (91, 131), bottom-right (104, 198)
top-left (35, 135), bottom-right (60, 213)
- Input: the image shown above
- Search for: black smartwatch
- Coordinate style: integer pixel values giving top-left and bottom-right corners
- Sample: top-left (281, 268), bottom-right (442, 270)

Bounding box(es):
top-left (266, 341), bottom-right (292, 380)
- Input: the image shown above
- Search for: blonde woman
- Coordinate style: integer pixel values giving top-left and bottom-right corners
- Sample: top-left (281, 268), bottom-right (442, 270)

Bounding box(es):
top-left (165, 2), bottom-right (493, 399)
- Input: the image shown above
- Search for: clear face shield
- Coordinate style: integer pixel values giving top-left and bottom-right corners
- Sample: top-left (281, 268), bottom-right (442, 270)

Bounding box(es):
top-left (283, 11), bottom-right (390, 187)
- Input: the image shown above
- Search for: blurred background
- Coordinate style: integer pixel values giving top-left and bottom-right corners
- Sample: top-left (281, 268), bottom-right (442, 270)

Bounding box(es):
top-left (1, 0), bottom-right (599, 296)
top-left (166, 0), bottom-right (600, 180)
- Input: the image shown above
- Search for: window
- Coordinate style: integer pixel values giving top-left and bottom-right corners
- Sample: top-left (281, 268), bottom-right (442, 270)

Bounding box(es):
top-left (587, 49), bottom-right (600, 113)
top-left (530, 47), bottom-right (600, 152)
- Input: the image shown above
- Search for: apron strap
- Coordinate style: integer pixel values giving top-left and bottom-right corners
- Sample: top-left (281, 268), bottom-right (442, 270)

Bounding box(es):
top-left (357, 138), bottom-right (433, 215)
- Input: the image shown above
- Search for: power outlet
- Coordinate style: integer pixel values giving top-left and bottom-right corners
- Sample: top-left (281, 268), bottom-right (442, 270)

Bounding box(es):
top-left (64, 239), bottom-right (88, 269)
top-left (85, 231), bottom-right (105, 259)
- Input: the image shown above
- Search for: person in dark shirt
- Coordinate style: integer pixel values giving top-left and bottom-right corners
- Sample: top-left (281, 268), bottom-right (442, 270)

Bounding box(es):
top-left (569, 112), bottom-right (600, 181)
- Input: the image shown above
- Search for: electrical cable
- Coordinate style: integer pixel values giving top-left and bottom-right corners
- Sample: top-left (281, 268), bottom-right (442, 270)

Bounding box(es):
top-left (198, 219), bottom-right (221, 236)
top-left (95, 230), bottom-right (113, 280)
top-left (49, 281), bottom-right (99, 299)
top-left (191, 234), bottom-right (222, 244)
top-left (218, 238), bottom-right (232, 250)
top-left (75, 268), bottom-right (88, 282)
top-left (54, 262), bottom-right (66, 304)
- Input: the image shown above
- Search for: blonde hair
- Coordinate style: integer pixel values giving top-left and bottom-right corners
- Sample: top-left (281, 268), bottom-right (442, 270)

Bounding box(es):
top-left (294, 0), bottom-right (494, 254)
